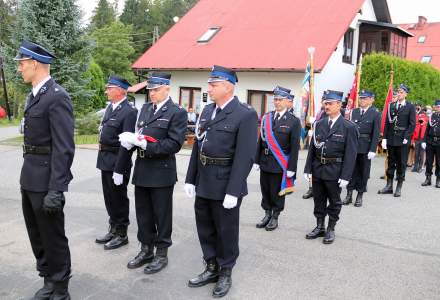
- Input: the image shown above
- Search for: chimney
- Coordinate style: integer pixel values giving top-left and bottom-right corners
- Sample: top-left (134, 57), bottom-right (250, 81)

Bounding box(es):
top-left (417, 16), bottom-right (427, 29)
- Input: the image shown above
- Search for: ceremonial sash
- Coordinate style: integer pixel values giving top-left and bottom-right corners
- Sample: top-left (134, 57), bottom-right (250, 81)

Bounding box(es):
top-left (262, 113), bottom-right (295, 196)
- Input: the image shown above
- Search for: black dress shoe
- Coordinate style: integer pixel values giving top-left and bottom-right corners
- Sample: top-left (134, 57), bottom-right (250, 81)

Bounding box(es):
top-left (265, 214), bottom-right (279, 231)
top-left (378, 178), bottom-right (393, 194)
top-left (212, 268), bottom-right (232, 298)
top-left (188, 259), bottom-right (219, 287)
top-left (256, 210), bottom-right (272, 228)
top-left (50, 278), bottom-right (70, 300)
top-left (31, 278), bottom-right (54, 300)
top-left (436, 177), bottom-right (440, 188)
top-left (104, 235), bottom-right (128, 250)
top-left (305, 218), bottom-right (325, 239)
top-left (144, 248), bottom-right (168, 274)
top-left (323, 221), bottom-right (336, 244)
top-left (394, 180), bottom-right (403, 197)
top-left (302, 187), bottom-right (313, 199)
top-left (354, 192), bottom-right (363, 207)
top-left (95, 226), bottom-right (115, 244)
top-left (127, 244), bottom-right (154, 269)
top-left (342, 190), bottom-right (353, 205)
top-left (422, 175), bottom-right (432, 186)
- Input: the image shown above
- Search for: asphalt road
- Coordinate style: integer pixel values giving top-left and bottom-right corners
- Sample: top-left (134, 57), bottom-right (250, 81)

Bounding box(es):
top-left (0, 144), bottom-right (439, 300)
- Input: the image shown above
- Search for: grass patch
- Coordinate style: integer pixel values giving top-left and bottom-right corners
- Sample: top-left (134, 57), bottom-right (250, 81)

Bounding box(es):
top-left (0, 135), bottom-right (98, 146)
top-left (0, 118), bottom-right (20, 127)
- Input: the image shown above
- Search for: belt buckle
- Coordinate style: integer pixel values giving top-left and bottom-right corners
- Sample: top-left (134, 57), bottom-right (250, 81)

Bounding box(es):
top-left (264, 148), bottom-right (269, 155)
top-left (200, 154), bottom-right (207, 166)
top-left (320, 157), bottom-right (327, 165)
top-left (22, 144), bottom-right (27, 154)
top-left (139, 149), bottom-right (145, 158)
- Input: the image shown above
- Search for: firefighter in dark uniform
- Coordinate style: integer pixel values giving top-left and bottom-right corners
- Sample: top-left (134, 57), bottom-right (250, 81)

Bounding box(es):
top-left (378, 84), bottom-right (416, 197)
top-left (304, 90), bottom-right (358, 244)
top-left (119, 73), bottom-right (187, 274)
top-left (184, 66), bottom-right (258, 298)
top-left (254, 86), bottom-right (300, 231)
top-left (15, 41), bottom-right (74, 299)
top-left (95, 76), bottom-right (137, 250)
top-left (421, 99), bottom-right (440, 188)
top-left (342, 90), bottom-right (380, 207)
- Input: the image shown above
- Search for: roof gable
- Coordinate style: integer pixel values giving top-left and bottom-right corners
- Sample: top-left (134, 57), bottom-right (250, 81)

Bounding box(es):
top-left (132, 0), bottom-right (366, 71)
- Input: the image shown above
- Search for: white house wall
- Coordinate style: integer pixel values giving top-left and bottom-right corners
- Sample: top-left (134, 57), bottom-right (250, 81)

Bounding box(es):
top-left (314, 0), bottom-right (377, 114)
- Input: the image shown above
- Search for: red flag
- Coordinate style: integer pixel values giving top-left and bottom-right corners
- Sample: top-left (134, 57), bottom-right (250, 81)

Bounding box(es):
top-left (381, 69), bottom-right (394, 135)
top-left (345, 70), bottom-right (359, 119)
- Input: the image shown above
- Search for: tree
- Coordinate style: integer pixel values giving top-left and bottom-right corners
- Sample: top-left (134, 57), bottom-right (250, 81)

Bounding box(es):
top-left (0, 0), bottom-right (17, 45)
top-left (90, 0), bottom-right (116, 31)
top-left (83, 59), bottom-right (106, 110)
top-left (3, 0), bottom-right (93, 116)
top-left (91, 21), bottom-right (136, 81)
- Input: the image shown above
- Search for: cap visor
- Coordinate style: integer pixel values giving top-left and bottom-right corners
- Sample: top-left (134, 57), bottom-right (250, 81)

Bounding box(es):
top-left (146, 83), bottom-right (164, 90)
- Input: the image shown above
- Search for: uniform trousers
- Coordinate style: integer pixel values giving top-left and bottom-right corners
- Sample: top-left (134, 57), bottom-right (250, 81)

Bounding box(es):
top-left (312, 177), bottom-right (342, 222)
top-left (386, 145), bottom-right (409, 180)
top-left (347, 153), bottom-right (371, 192)
top-left (260, 170), bottom-right (285, 213)
top-left (426, 144), bottom-right (440, 177)
top-left (101, 171), bottom-right (130, 227)
top-left (194, 196), bottom-right (242, 268)
top-left (413, 140), bottom-right (425, 171)
top-left (21, 189), bottom-right (71, 282)
top-left (134, 185), bottom-right (173, 249)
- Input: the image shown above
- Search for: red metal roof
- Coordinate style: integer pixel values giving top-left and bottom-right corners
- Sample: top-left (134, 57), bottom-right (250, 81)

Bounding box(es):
top-left (128, 81), bottom-right (148, 93)
top-left (400, 22), bottom-right (440, 69)
top-left (132, 0), bottom-right (365, 72)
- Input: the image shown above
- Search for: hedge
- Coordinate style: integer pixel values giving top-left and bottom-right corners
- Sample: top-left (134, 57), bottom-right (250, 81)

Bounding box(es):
top-left (360, 53), bottom-right (440, 110)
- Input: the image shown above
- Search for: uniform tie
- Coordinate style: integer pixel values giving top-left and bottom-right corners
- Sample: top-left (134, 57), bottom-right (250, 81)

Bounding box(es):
top-left (153, 104), bottom-right (157, 114)
top-left (328, 119), bottom-right (333, 129)
top-left (360, 109), bottom-right (364, 117)
top-left (273, 113), bottom-right (280, 125)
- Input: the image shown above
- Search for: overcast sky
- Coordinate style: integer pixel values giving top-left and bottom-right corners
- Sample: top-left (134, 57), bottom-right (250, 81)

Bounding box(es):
top-left (78, 0), bottom-right (440, 25)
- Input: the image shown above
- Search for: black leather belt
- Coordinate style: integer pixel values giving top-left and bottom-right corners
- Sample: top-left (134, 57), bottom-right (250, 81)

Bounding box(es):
top-left (316, 156), bottom-right (343, 164)
top-left (394, 126), bottom-right (406, 131)
top-left (359, 134), bottom-right (371, 138)
top-left (23, 144), bottom-right (51, 154)
top-left (263, 148), bottom-right (289, 155)
top-left (199, 154), bottom-right (233, 166)
top-left (99, 144), bottom-right (120, 153)
top-left (433, 137), bottom-right (440, 142)
top-left (137, 149), bottom-right (169, 159)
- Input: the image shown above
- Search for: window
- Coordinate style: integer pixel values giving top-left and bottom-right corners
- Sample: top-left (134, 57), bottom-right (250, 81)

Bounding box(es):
top-left (421, 56), bottom-right (432, 63)
top-left (179, 87), bottom-right (202, 112)
top-left (247, 90), bottom-right (274, 120)
top-left (197, 27), bottom-right (221, 43)
top-left (342, 29), bottom-right (354, 64)
top-left (418, 35), bottom-right (426, 43)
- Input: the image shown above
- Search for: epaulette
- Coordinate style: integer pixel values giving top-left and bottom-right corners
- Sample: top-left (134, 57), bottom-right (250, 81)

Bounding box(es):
top-left (240, 102), bottom-right (253, 110)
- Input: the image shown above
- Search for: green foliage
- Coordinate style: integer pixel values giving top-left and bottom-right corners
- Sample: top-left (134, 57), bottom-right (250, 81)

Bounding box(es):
top-left (74, 134), bottom-right (99, 145)
top-left (2, 0), bottom-right (93, 116)
top-left (75, 111), bottom-right (101, 135)
top-left (119, 0), bottom-right (198, 59)
top-left (361, 53), bottom-right (440, 110)
top-left (0, 0), bottom-right (17, 45)
top-left (89, 0), bottom-right (116, 31)
top-left (91, 21), bottom-right (136, 80)
top-left (83, 60), bottom-right (107, 110)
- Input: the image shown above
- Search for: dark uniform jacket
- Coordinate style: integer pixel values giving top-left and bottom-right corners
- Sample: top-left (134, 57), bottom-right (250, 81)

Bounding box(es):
top-left (350, 106), bottom-right (381, 154)
top-left (132, 98), bottom-right (187, 187)
top-left (255, 110), bottom-right (301, 174)
top-left (384, 101), bottom-right (416, 146)
top-left (304, 115), bottom-right (358, 181)
top-left (96, 99), bottom-right (137, 174)
top-left (425, 112), bottom-right (440, 146)
top-left (20, 78), bottom-right (75, 192)
top-left (185, 97), bottom-right (258, 200)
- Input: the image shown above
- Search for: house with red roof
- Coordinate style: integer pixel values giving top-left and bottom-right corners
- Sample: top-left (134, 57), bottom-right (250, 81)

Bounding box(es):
top-left (400, 16), bottom-right (440, 69)
top-left (132, 0), bottom-right (412, 118)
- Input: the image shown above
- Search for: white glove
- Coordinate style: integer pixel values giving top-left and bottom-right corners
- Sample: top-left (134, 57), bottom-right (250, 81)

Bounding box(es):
top-left (381, 139), bottom-right (387, 150)
top-left (421, 142), bottom-right (426, 150)
top-left (304, 173), bottom-right (312, 181)
top-left (309, 117), bottom-right (316, 124)
top-left (338, 179), bottom-right (349, 188)
top-left (253, 164), bottom-right (260, 171)
top-left (367, 152), bottom-right (376, 160)
top-left (112, 172), bottom-right (123, 186)
top-left (184, 183), bottom-right (195, 198)
top-left (119, 132), bottom-right (136, 144)
top-left (287, 171), bottom-right (295, 178)
top-left (134, 133), bottom-right (147, 150)
top-left (223, 194), bottom-right (238, 209)
top-left (308, 130), bottom-right (313, 137)
top-left (403, 139), bottom-right (408, 145)
top-left (120, 140), bottom-right (134, 150)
